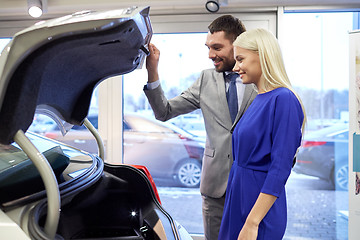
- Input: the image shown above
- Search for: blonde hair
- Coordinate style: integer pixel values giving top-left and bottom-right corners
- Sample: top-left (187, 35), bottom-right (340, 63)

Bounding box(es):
top-left (234, 28), bottom-right (306, 133)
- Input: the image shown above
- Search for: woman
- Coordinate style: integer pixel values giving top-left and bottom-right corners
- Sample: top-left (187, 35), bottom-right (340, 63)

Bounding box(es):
top-left (218, 28), bottom-right (306, 240)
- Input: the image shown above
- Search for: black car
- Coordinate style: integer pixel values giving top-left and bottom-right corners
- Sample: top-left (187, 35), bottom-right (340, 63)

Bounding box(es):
top-left (293, 122), bottom-right (348, 191)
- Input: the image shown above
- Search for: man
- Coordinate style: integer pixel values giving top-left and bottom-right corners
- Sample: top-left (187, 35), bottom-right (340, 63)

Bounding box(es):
top-left (144, 15), bottom-right (257, 240)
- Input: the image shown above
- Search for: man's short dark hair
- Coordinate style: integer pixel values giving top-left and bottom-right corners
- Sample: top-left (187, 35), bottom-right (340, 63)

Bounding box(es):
top-left (208, 15), bottom-right (246, 42)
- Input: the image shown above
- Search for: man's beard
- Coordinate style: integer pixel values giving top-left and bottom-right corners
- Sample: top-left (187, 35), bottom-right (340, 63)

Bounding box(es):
top-left (215, 60), bottom-right (235, 72)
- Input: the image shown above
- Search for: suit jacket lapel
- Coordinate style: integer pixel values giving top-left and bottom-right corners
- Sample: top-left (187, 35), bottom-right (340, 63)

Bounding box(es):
top-left (215, 71), bottom-right (233, 128)
top-left (214, 71), bottom-right (257, 130)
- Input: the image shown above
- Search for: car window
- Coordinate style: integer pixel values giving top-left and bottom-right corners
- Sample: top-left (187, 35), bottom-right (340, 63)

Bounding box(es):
top-left (331, 130), bottom-right (348, 140)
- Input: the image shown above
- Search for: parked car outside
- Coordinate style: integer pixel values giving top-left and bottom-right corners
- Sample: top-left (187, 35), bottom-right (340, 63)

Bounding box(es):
top-left (293, 122), bottom-right (349, 191)
top-left (41, 113), bottom-right (205, 188)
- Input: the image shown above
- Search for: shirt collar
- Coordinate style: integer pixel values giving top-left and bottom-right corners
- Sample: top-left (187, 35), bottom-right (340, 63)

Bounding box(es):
top-left (224, 71), bottom-right (235, 76)
top-left (224, 72), bottom-right (242, 83)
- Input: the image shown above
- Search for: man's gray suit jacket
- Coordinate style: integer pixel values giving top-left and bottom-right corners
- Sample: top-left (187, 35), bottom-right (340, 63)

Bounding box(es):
top-left (144, 68), bottom-right (257, 198)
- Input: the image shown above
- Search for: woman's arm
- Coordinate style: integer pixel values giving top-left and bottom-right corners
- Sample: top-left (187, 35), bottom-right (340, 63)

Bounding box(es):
top-left (238, 193), bottom-right (277, 240)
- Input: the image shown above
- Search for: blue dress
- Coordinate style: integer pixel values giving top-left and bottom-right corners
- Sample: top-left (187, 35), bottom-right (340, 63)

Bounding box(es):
top-left (218, 87), bottom-right (304, 240)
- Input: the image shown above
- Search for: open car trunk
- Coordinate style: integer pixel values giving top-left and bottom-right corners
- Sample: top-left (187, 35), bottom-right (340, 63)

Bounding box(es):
top-left (29, 160), bottom-right (179, 240)
top-left (0, 6), bottom-right (189, 240)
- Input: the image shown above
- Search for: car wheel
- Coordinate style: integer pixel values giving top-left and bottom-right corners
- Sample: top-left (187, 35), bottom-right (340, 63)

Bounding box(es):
top-left (175, 159), bottom-right (201, 188)
top-left (333, 162), bottom-right (348, 191)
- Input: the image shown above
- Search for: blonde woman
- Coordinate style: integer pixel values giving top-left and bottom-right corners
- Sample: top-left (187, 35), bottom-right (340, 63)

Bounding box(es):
top-left (218, 28), bottom-right (306, 240)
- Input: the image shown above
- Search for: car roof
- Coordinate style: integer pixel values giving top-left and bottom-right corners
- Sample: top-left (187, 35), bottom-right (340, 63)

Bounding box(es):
top-left (304, 122), bottom-right (348, 140)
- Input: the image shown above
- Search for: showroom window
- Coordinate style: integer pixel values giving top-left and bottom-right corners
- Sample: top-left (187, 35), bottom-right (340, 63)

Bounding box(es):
top-left (280, 11), bottom-right (353, 240)
top-left (121, 11), bottom-right (355, 239)
top-left (1, 10), bottom-right (356, 239)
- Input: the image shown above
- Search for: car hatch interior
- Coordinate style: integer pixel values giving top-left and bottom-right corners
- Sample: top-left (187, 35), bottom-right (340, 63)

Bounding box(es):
top-left (0, 6), bottom-right (182, 240)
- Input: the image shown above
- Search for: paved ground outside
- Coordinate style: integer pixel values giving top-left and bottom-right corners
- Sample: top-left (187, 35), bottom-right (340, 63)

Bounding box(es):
top-left (284, 173), bottom-right (348, 240)
top-left (157, 172), bottom-right (349, 240)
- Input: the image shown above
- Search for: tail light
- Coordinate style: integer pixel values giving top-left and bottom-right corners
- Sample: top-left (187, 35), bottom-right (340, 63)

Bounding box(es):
top-left (177, 134), bottom-right (189, 141)
top-left (177, 134), bottom-right (204, 159)
top-left (44, 132), bottom-right (58, 139)
top-left (130, 164), bottom-right (161, 204)
top-left (301, 141), bottom-right (327, 148)
top-left (297, 160), bottom-right (313, 164)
